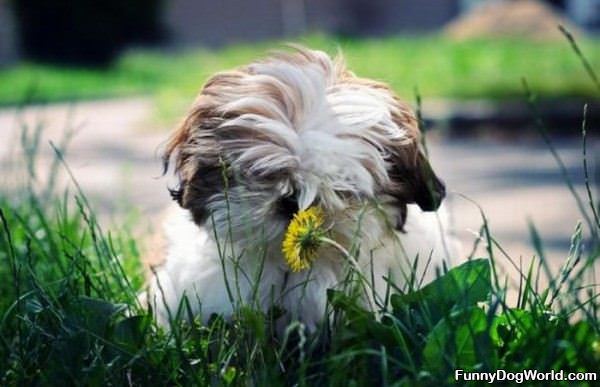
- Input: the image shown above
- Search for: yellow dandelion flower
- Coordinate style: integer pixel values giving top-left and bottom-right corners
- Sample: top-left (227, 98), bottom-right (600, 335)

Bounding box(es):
top-left (282, 206), bottom-right (326, 272)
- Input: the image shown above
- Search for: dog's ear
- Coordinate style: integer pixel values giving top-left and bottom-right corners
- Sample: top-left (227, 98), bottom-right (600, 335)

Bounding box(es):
top-left (163, 87), bottom-right (229, 225)
top-left (388, 143), bottom-right (445, 209)
top-left (384, 100), bottom-right (446, 230)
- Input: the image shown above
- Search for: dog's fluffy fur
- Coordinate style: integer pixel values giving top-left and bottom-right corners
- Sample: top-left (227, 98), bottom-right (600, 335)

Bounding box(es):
top-left (145, 47), bottom-right (457, 331)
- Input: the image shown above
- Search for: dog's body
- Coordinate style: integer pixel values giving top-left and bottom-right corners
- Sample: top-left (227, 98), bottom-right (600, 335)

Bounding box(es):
top-left (148, 203), bottom-right (455, 330)
top-left (145, 47), bottom-right (457, 330)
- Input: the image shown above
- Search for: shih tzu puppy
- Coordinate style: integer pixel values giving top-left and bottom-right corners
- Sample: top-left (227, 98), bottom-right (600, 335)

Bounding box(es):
top-left (145, 46), bottom-right (456, 331)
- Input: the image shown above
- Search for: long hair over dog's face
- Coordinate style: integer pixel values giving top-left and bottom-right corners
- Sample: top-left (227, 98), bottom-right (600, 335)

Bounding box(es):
top-left (163, 47), bottom-right (445, 248)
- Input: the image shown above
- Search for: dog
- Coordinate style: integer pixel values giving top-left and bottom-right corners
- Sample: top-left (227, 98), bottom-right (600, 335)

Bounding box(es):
top-left (144, 46), bottom-right (456, 332)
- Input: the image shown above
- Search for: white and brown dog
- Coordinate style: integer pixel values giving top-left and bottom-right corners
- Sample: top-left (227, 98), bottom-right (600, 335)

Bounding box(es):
top-left (145, 46), bottom-right (456, 331)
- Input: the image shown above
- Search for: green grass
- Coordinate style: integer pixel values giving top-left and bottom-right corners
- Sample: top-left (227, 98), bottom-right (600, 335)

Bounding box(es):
top-left (0, 119), bottom-right (599, 386)
top-left (2, 34), bottom-right (600, 120)
top-left (1, 93), bottom-right (600, 386)
top-left (1, 33), bottom-right (600, 386)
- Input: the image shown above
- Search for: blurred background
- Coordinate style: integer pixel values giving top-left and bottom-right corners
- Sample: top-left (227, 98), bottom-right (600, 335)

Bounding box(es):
top-left (1, 0), bottom-right (599, 276)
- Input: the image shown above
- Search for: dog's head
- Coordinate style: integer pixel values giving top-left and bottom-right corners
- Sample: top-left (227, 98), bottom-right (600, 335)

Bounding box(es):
top-left (164, 47), bottom-right (445, 242)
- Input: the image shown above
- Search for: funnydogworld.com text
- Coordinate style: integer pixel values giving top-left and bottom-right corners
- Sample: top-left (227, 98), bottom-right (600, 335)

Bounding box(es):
top-left (454, 369), bottom-right (597, 384)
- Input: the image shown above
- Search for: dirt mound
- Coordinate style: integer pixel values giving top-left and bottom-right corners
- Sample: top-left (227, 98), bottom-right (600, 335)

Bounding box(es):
top-left (444, 0), bottom-right (583, 41)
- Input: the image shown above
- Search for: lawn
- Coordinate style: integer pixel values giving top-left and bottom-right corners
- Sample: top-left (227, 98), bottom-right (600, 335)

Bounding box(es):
top-left (1, 34), bottom-right (600, 120)
top-left (1, 33), bottom-right (600, 386)
top-left (1, 108), bottom-right (599, 386)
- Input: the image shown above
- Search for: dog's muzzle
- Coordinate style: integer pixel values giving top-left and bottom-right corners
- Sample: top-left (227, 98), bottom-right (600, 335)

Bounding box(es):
top-left (416, 175), bottom-right (445, 211)
top-left (413, 153), bottom-right (446, 211)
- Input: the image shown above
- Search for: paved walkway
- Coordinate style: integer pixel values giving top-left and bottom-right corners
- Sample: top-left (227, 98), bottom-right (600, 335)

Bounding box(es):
top-left (1, 98), bottom-right (598, 278)
top-left (0, 98), bottom-right (168, 216)
top-left (428, 135), bottom-right (598, 275)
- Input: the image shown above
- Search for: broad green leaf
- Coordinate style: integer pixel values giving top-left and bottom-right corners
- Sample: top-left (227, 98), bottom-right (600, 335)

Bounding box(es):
top-left (489, 308), bottom-right (535, 347)
top-left (422, 307), bottom-right (489, 373)
top-left (65, 296), bottom-right (125, 336)
top-left (112, 315), bottom-right (151, 351)
top-left (391, 259), bottom-right (491, 327)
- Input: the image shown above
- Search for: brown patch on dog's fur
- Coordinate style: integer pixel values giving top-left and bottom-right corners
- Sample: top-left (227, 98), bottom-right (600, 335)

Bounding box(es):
top-left (338, 75), bottom-right (445, 228)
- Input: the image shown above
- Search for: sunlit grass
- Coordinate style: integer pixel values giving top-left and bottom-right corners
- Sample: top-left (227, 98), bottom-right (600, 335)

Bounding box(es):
top-left (0, 124), bottom-right (598, 384)
top-left (1, 34), bottom-right (599, 113)
top-left (1, 78), bottom-right (599, 385)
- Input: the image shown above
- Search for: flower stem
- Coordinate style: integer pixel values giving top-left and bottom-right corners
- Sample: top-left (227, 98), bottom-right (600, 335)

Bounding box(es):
top-left (320, 236), bottom-right (376, 311)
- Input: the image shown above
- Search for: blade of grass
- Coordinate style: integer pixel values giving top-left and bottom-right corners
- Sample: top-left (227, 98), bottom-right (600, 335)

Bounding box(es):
top-left (581, 104), bottom-right (600, 232)
top-left (558, 25), bottom-right (600, 94)
top-left (522, 79), bottom-right (596, 239)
